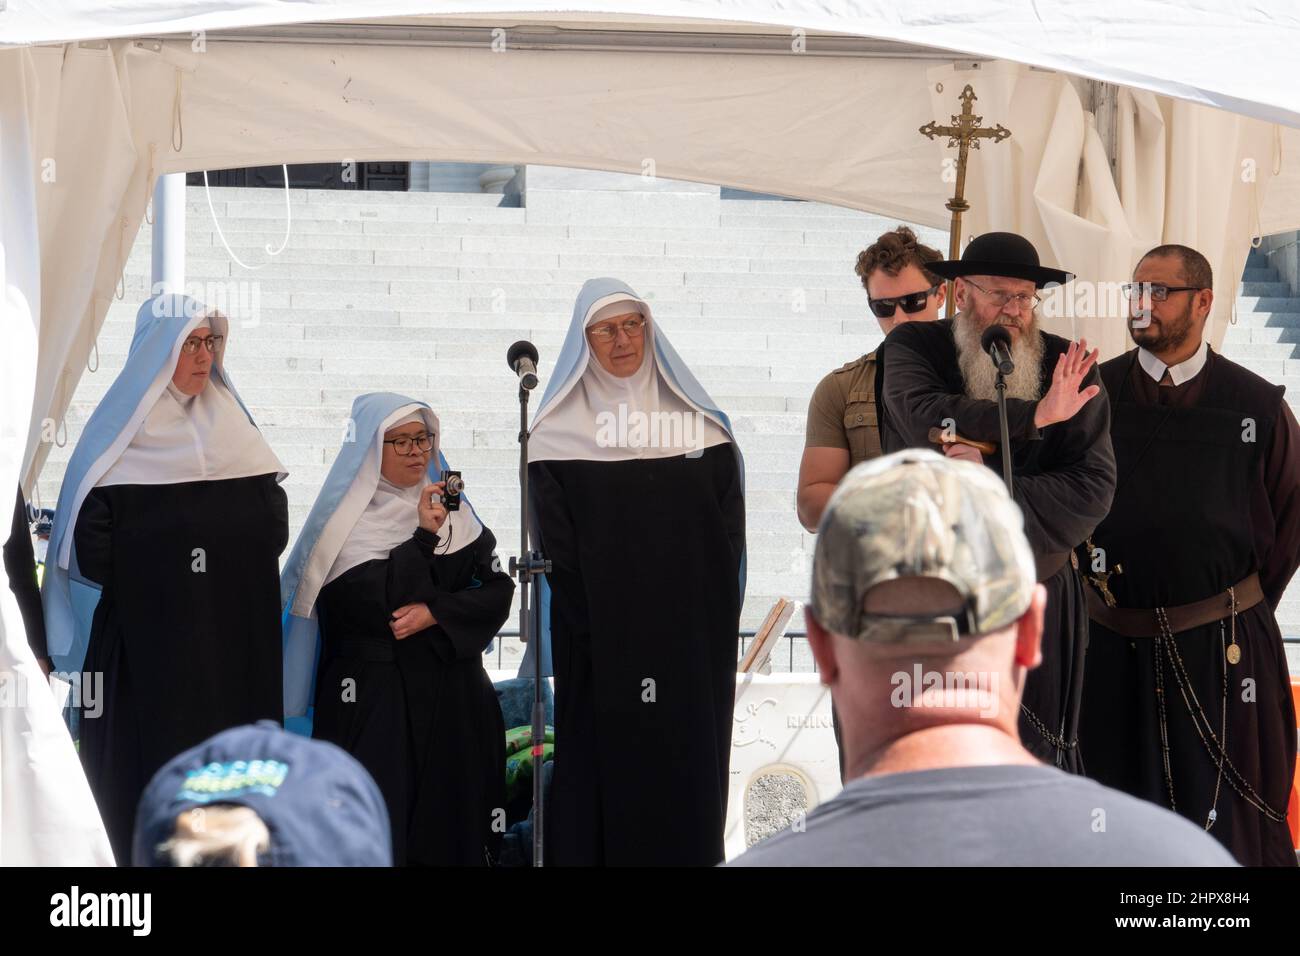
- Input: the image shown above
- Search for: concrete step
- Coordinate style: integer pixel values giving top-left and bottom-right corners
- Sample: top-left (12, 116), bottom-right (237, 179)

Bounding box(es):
top-left (1237, 296), bottom-right (1300, 312)
top-left (719, 199), bottom-right (888, 219)
top-left (89, 337), bottom-right (867, 374)
top-left (1214, 343), bottom-right (1299, 360)
top-left (1246, 248), bottom-right (1271, 269)
top-left (192, 186), bottom-right (510, 207)
top-left (1222, 325), bottom-right (1300, 345)
top-left (1239, 281), bottom-right (1295, 297)
top-left (1228, 311), bottom-right (1300, 328)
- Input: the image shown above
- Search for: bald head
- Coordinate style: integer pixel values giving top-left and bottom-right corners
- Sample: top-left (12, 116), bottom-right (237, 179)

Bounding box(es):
top-left (807, 582), bottom-right (1047, 778)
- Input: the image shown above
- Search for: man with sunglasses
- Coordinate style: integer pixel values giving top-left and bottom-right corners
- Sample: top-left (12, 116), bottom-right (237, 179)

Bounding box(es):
top-left (1078, 244), bottom-right (1300, 866)
top-left (798, 226), bottom-right (945, 781)
top-left (798, 227), bottom-right (945, 533)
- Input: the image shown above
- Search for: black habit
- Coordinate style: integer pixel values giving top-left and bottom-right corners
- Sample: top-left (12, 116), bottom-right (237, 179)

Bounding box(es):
top-left (1078, 347), bottom-right (1299, 866)
top-left (531, 442), bottom-right (745, 865)
top-left (312, 524), bottom-right (512, 866)
top-left (6, 486), bottom-right (47, 663)
top-left (878, 319), bottom-right (1117, 772)
top-left (73, 473), bottom-right (288, 863)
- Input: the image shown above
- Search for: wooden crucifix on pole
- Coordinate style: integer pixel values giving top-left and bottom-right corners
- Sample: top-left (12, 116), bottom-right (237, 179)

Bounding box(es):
top-left (919, 84), bottom-right (1011, 317)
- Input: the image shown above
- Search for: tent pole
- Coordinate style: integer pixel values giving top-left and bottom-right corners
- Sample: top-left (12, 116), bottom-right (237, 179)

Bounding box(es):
top-left (1079, 79), bottom-right (1120, 187)
top-left (151, 173), bottom-right (186, 294)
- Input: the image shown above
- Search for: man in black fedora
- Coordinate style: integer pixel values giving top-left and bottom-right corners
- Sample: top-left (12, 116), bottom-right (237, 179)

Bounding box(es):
top-left (876, 231), bottom-right (1117, 773)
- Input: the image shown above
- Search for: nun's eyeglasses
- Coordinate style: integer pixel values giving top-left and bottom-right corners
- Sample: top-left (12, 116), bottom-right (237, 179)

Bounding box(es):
top-left (180, 334), bottom-right (224, 354)
top-left (383, 434), bottom-right (433, 455)
top-left (587, 317), bottom-right (646, 342)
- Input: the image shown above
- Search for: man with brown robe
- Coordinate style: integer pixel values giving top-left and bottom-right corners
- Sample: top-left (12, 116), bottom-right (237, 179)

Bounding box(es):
top-left (1079, 243), bottom-right (1300, 866)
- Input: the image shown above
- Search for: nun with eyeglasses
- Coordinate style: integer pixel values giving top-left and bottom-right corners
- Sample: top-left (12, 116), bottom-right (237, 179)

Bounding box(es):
top-left (281, 393), bottom-right (514, 866)
top-left (42, 294), bottom-right (289, 862)
top-left (523, 277), bottom-right (747, 866)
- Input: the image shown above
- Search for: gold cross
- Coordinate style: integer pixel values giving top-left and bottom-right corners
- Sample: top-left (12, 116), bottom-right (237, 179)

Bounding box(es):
top-left (1082, 537), bottom-right (1124, 608)
top-left (919, 84), bottom-right (1012, 317)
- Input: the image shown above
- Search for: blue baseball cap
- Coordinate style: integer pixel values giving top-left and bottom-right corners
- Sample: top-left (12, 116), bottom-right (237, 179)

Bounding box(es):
top-left (132, 721), bottom-right (392, 867)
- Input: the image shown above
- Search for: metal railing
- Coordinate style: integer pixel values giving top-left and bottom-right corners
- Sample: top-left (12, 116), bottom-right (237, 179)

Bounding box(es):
top-left (487, 629), bottom-right (1300, 673)
top-left (488, 626), bottom-right (813, 672)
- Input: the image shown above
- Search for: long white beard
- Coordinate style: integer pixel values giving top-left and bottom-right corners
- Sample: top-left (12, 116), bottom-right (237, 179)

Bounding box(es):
top-left (954, 311), bottom-right (1046, 402)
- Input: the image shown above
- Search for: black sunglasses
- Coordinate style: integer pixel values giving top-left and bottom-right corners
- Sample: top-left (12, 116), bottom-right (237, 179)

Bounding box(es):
top-left (868, 285), bottom-right (940, 319)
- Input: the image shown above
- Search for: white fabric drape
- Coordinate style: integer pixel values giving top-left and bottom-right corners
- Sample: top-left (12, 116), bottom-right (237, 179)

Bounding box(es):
top-left (4, 2), bottom-right (1300, 125)
top-left (0, 49), bottom-right (114, 867)
top-left (6, 30), bottom-right (1298, 487)
top-left (925, 61), bottom-right (1281, 359)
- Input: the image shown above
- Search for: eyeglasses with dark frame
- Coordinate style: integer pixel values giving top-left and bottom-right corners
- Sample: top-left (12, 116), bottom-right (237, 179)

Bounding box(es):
top-left (1121, 283), bottom-right (1204, 303)
top-left (963, 279), bottom-right (1041, 311)
top-left (587, 316), bottom-right (647, 343)
top-left (180, 334), bottom-right (225, 355)
top-left (867, 285), bottom-right (940, 319)
top-left (383, 433), bottom-right (434, 455)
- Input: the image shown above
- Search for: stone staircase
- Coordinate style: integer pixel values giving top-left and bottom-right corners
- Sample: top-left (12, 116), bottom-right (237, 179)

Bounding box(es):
top-left (1223, 246), bottom-right (1300, 655)
top-left (32, 186), bottom-right (1300, 673)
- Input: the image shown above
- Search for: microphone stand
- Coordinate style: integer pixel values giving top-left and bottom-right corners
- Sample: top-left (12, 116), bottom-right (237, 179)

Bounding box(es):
top-left (994, 370), bottom-right (1014, 495)
top-left (510, 381), bottom-right (550, 867)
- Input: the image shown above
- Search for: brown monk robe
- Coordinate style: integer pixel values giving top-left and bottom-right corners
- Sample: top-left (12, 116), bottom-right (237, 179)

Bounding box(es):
top-left (1079, 245), bottom-right (1300, 866)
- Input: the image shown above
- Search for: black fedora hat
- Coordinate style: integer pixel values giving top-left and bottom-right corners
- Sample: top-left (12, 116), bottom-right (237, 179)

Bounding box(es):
top-left (928, 232), bottom-right (1073, 289)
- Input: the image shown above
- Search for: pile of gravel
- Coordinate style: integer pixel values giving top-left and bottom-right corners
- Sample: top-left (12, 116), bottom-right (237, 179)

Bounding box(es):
top-left (743, 771), bottom-right (810, 847)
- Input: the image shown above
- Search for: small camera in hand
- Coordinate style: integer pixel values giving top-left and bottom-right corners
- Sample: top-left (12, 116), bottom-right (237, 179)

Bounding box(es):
top-left (441, 470), bottom-right (464, 512)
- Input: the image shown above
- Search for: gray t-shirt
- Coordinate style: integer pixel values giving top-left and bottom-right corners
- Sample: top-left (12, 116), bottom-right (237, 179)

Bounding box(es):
top-left (727, 764), bottom-right (1237, 867)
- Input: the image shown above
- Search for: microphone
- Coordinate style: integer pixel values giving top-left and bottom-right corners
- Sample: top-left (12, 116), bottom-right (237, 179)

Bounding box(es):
top-left (507, 340), bottom-right (540, 391)
top-left (980, 325), bottom-right (1015, 376)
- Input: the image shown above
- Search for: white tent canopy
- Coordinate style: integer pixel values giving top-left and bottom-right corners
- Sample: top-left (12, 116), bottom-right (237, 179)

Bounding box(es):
top-left (5, 3), bottom-right (1300, 489)
top-left (2, 1), bottom-right (1299, 864)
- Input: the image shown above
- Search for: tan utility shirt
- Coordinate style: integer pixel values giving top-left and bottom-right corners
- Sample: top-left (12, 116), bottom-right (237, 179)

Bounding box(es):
top-left (804, 351), bottom-right (883, 465)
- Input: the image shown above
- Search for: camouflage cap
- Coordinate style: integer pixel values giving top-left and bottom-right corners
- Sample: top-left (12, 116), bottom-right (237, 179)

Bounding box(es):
top-left (810, 448), bottom-right (1036, 643)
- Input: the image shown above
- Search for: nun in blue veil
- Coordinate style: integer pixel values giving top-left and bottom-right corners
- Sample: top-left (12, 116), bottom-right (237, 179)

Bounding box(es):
top-left (523, 277), bottom-right (746, 866)
top-left (281, 393), bottom-right (513, 866)
top-left (42, 294), bottom-right (289, 862)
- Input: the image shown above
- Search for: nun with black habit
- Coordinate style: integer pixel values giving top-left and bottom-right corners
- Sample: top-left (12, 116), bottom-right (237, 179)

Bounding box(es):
top-left (42, 294), bottom-right (289, 863)
top-left (523, 277), bottom-right (747, 866)
top-left (282, 393), bottom-right (513, 866)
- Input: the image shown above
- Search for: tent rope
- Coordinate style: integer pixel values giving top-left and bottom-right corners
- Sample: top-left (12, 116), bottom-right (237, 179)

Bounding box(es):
top-left (1247, 135), bottom-right (1266, 251)
top-left (54, 417), bottom-right (67, 449)
top-left (115, 216), bottom-right (127, 300)
top-left (203, 166), bottom-right (293, 269)
top-left (86, 337), bottom-right (99, 373)
top-left (172, 70), bottom-right (184, 152)
top-left (143, 144), bottom-right (157, 226)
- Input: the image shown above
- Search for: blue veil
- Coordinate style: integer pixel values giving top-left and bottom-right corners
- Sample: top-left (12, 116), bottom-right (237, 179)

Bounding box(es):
top-left (43, 295), bottom-right (267, 676)
top-left (280, 392), bottom-right (484, 735)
